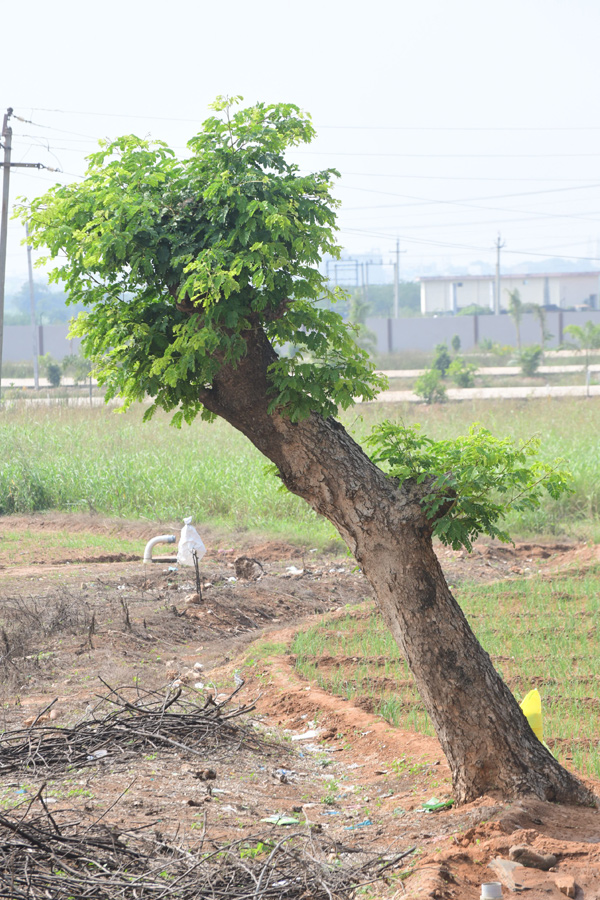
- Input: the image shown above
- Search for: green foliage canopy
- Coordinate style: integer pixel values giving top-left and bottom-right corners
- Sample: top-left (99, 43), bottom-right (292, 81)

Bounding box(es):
top-left (20, 97), bottom-right (572, 556)
top-left (367, 422), bottom-right (572, 551)
top-left (20, 98), bottom-right (384, 425)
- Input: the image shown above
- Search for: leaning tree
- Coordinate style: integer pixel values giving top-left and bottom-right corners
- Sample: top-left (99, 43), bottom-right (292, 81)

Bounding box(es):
top-left (21, 99), bottom-right (597, 806)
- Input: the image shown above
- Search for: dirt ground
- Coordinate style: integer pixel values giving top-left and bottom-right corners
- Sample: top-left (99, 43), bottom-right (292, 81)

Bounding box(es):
top-left (0, 513), bottom-right (599, 899)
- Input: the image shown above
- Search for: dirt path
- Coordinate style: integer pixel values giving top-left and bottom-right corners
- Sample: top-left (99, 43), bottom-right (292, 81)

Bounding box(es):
top-left (375, 384), bottom-right (600, 402)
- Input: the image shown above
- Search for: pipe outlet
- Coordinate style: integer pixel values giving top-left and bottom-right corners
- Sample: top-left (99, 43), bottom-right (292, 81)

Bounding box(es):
top-left (143, 534), bottom-right (176, 564)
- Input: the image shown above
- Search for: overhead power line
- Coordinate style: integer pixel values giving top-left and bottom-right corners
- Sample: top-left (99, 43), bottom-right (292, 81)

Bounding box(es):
top-left (25, 108), bottom-right (600, 132)
top-left (340, 202), bottom-right (600, 226)
top-left (28, 107), bottom-right (205, 123)
top-left (340, 226), bottom-right (600, 262)
top-left (9, 108), bottom-right (600, 279)
top-left (333, 171), bottom-right (600, 183)
top-left (317, 124), bottom-right (600, 132)
top-left (298, 150), bottom-right (600, 159)
top-left (340, 213), bottom-right (600, 231)
top-left (13, 115), bottom-right (103, 141)
top-left (15, 133), bottom-right (96, 145)
top-left (340, 181), bottom-right (600, 206)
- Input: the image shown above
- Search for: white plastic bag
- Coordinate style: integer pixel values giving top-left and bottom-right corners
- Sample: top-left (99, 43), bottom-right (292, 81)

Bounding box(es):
top-left (177, 517), bottom-right (206, 567)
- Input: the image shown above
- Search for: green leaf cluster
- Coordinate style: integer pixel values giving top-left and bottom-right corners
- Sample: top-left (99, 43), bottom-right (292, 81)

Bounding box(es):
top-left (18, 99), bottom-right (384, 423)
top-left (367, 422), bottom-right (572, 551)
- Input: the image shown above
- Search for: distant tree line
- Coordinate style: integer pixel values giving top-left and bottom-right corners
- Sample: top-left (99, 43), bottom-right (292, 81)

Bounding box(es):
top-left (4, 281), bottom-right (83, 325)
top-left (6, 278), bottom-right (420, 325)
top-left (331, 282), bottom-right (421, 319)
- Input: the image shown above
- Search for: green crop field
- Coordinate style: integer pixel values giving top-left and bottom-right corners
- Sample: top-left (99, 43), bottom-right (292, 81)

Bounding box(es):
top-left (0, 396), bottom-right (599, 542)
top-left (2, 396), bottom-right (599, 782)
top-left (0, 403), bottom-right (335, 545)
top-left (292, 562), bottom-right (600, 778)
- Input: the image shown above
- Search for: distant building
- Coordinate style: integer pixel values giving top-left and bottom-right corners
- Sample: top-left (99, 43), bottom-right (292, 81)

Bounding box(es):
top-left (419, 271), bottom-right (600, 315)
top-left (324, 254), bottom-right (391, 287)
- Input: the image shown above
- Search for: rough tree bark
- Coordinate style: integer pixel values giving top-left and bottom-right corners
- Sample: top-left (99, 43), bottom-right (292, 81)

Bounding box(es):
top-left (198, 326), bottom-right (596, 806)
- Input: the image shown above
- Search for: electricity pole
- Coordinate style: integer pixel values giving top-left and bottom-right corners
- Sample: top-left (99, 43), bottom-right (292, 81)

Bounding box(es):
top-left (25, 221), bottom-right (40, 389)
top-left (494, 233), bottom-right (505, 316)
top-left (392, 239), bottom-right (407, 319)
top-left (0, 108), bottom-right (48, 397)
top-left (0, 108), bottom-right (13, 400)
top-left (393, 238), bottom-right (400, 319)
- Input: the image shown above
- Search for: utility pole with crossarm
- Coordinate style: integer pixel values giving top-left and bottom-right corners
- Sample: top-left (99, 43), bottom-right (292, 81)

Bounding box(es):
top-left (0, 108), bottom-right (51, 398)
top-left (0, 108), bottom-right (13, 398)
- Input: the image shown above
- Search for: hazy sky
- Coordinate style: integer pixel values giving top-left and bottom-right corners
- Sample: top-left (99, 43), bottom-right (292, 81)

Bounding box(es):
top-left (5, 0), bottom-right (600, 284)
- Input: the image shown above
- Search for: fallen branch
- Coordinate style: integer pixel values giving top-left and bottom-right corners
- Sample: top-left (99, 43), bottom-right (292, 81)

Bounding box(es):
top-left (0, 681), bottom-right (273, 777)
top-left (0, 799), bottom-right (412, 899)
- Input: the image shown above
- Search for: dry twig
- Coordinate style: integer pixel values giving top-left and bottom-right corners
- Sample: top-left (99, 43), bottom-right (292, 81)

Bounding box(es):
top-left (0, 798), bottom-right (413, 899)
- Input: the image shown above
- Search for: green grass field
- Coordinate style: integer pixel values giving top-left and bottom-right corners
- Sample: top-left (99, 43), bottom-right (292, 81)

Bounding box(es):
top-left (0, 527), bottom-right (147, 566)
top-left (2, 397), bottom-right (599, 782)
top-left (292, 562), bottom-right (600, 778)
top-left (1, 397), bottom-right (599, 542)
top-left (0, 404), bottom-right (336, 545)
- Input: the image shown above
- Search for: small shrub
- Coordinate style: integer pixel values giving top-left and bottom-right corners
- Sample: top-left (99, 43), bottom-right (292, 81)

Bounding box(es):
top-left (477, 340), bottom-right (513, 360)
top-left (448, 358), bottom-right (477, 388)
top-left (0, 589), bottom-right (94, 685)
top-left (518, 345), bottom-right (543, 377)
top-left (451, 334), bottom-right (461, 355)
top-left (432, 343), bottom-right (452, 376)
top-left (457, 304), bottom-right (492, 316)
top-left (414, 368), bottom-right (447, 404)
top-left (40, 355), bottom-right (62, 387)
top-left (46, 364), bottom-right (62, 388)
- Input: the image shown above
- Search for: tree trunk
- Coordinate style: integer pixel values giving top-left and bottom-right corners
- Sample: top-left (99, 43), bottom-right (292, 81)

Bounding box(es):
top-left (198, 328), bottom-right (597, 806)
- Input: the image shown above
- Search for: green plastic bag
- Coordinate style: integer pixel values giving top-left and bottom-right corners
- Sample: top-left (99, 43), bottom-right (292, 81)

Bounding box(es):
top-left (419, 796), bottom-right (454, 812)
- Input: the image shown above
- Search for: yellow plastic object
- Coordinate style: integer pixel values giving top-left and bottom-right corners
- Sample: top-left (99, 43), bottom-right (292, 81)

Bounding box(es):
top-left (520, 689), bottom-right (543, 742)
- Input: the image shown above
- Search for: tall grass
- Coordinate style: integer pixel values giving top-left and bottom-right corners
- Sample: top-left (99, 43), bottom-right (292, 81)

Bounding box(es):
top-left (0, 405), bottom-right (336, 544)
top-left (1, 396), bottom-right (599, 541)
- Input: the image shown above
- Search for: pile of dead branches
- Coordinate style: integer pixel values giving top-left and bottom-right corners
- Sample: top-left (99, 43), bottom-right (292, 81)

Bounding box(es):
top-left (0, 588), bottom-right (95, 684)
top-left (0, 799), bottom-right (411, 899)
top-left (0, 681), bottom-right (273, 777)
